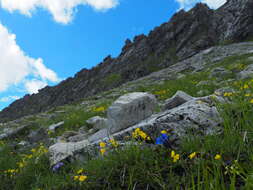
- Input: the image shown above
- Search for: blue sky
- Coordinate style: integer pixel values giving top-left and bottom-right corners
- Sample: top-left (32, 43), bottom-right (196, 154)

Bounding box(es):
top-left (0, 0), bottom-right (226, 111)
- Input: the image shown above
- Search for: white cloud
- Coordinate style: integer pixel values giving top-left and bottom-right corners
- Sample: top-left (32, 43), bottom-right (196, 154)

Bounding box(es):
top-left (0, 23), bottom-right (60, 94)
top-left (175, 0), bottom-right (226, 10)
top-left (24, 79), bottom-right (47, 94)
top-left (202, 0), bottom-right (226, 9)
top-left (0, 0), bottom-right (119, 24)
top-left (0, 96), bottom-right (20, 102)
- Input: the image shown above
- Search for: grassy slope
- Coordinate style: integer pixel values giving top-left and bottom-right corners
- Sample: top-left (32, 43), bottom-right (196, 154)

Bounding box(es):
top-left (1, 53), bottom-right (253, 189)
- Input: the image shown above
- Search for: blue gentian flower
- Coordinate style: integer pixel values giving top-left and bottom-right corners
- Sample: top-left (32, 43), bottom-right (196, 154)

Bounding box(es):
top-left (156, 134), bottom-right (169, 145)
top-left (52, 162), bottom-right (64, 172)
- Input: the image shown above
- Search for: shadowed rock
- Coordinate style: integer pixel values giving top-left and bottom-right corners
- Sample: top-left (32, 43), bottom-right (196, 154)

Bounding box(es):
top-left (163, 91), bottom-right (193, 110)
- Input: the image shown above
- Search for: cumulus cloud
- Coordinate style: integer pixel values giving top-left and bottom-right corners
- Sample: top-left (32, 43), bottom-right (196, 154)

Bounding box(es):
top-left (24, 79), bottom-right (48, 94)
top-left (202, 0), bottom-right (227, 9)
top-left (0, 96), bottom-right (20, 102)
top-left (0, 23), bottom-right (60, 94)
top-left (0, 0), bottom-right (119, 24)
top-left (175, 0), bottom-right (226, 10)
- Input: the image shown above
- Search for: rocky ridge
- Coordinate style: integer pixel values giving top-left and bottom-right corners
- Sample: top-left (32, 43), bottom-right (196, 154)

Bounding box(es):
top-left (0, 0), bottom-right (253, 122)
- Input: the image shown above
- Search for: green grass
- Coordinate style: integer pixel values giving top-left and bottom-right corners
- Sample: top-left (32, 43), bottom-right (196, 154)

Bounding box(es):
top-left (103, 74), bottom-right (122, 86)
top-left (1, 79), bottom-right (253, 189)
top-left (1, 54), bottom-right (253, 189)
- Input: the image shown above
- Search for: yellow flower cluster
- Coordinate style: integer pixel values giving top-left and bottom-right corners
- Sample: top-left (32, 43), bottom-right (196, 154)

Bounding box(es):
top-left (214, 154), bottom-right (222, 160)
top-left (14, 144), bottom-right (49, 174)
top-left (188, 152), bottom-right (197, 159)
top-left (74, 168), bottom-right (88, 182)
top-left (99, 141), bottom-right (106, 155)
top-left (3, 169), bottom-right (19, 177)
top-left (109, 139), bottom-right (118, 148)
top-left (92, 106), bottom-right (106, 112)
top-left (132, 128), bottom-right (151, 141)
top-left (223, 92), bottom-right (233, 97)
top-left (153, 90), bottom-right (168, 96)
top-left (171, 150), bottom-right (180, 163)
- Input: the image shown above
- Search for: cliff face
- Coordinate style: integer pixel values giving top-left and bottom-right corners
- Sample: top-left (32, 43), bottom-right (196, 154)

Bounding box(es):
top-left (0, 0), bottom-right (253, 122)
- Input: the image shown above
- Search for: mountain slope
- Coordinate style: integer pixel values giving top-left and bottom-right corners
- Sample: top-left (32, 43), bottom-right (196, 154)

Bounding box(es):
top-left (0, 0), bottom-right (253, 122)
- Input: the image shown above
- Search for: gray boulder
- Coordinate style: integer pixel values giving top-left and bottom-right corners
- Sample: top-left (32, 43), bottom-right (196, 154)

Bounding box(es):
top-left (248, 56), bottom-right (253, 62)
top-left (48, 121), bottom-right (64, 132)
top-left (48, 93), bottom-right (223, 166)
top-left (113, 94), bottom-right (223, 142)
top-left (88, 128), bottom-right (109, 143)
top-left (28, 128), bottom-right (47, 143)
top-left (61, 131), bottom-right (79, 139)
top-left (107, 92), bottom-right (158, 134)
top-left (163, 91), bottom-right (193, 110)
top-left (214, 87), bottom-right (235, 96)
top-left (237, 64), bottom-right (253, 79)
top-left (0, 134), bottom-right (7, 140)
top-left (49, 139), bottom-right (90, 165)
top-left (209, 67), bottom-right (232, 79)
top-left (68, 134), bottom-right (88, 142)
top-left (0, 125), bottom-right (28, 140)
top-left (86, 116), bottom-right (108, 130)
top-left (18, 141), bottom-right (29, 146)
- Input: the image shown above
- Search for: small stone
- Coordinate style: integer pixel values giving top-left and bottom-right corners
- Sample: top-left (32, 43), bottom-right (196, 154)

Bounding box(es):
top-left (28, 128), bottom-right (47, 143)
top-left (163, 91), bottom-right (193, 110)
top-left (88, 128), bottom-right (109, 143)
top-left (86, 116), bottom-right (108, 130)
top-left (68, 134), bottom-right (88, 142)
top-left (48, 121), bottom-right (64, 132)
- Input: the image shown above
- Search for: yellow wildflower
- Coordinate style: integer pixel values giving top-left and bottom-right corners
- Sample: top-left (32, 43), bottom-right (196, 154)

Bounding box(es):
top-left (31, 148), bottom-right (36, 153)
top-left (74, 176), bottom-right (79, 181)
top-left (245, 93), bottom-right (251, 97)
top-left (132, 128), bottom-right (149, 140)
top-left (171, 150), bottom-right (175, 158)
top-left (173, 154), bottom-right (180, 162)
top-left (27, 154), bottom-right (33, 159)
top-left (224, 92), bottom-right (233, 97)
top-left (109, 139), bottom-right (118, 147)
top-left (18, 162), bottom-right (25, 168)
top-left (138, 131), bottom-right (147, 139)
top-left (77, 169), bottom-right (83, 174)
top-left (171, 150), bottom-right (180, 162)
top-left (250, 99), bottom-right (253, 104)
top-left (244, 84), bottom-right (249, 89)
top-left (161, 130), bottom-right (167, 134)
top-left (188, 152), bottom-right (197, 159)
top-left (79, 175), bottom-right (87, 182)
top-left (100, 148), bottom-right (106, 155)
top-left (99, 142), bottom-right (106, 148)
top-left (214, 154), bottom-right (222, 160)
top-left (93, 106), bottom-right (106, 112)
